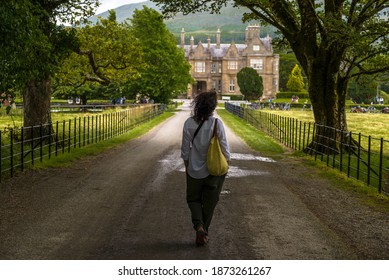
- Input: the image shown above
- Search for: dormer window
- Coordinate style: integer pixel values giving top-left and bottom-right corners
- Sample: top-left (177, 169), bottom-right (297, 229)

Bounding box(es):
top-left (253, 45), bottom-right (260, 51)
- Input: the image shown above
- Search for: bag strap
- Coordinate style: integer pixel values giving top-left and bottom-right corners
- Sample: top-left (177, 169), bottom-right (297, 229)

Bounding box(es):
top-left (212, 118), bottom-right (218, 138)
top-left (191, 119), bottom-right (205, 144)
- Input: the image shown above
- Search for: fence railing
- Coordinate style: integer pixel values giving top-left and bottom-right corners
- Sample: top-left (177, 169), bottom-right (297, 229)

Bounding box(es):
top-left (0, 104), bottom-right (165, 182)
top-left (225, 102), bottom-right (389, 194)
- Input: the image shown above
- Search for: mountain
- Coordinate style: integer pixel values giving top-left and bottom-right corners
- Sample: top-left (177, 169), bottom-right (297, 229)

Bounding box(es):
top-left (89, 1), bottom-right (276, 44)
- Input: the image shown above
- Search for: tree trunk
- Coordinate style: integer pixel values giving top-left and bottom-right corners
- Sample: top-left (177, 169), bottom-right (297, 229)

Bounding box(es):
top-left (305, 54), bottom-right (349, 155)
top-left (23, 77), bottom-right (52, 138)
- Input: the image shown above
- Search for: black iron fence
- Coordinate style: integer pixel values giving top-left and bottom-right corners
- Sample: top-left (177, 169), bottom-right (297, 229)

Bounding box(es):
top-left (0, 104), bottom-right (165, 182)
top-left (225, 102), bottom-right (389, 194)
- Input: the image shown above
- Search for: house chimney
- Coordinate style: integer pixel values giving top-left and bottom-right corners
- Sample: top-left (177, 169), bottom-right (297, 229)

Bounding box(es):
top-left (245, 24), bottom-right (260, 44)
top-left (216, 28), bottom-right (221, 49)
top-left (207, 36), bottom-right (211, 50)
top-left (180, 28), bottom-right (185, 48)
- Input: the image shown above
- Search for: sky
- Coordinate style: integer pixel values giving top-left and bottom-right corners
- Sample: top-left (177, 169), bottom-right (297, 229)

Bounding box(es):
top-left (96, 0), bottom-right (146, 14)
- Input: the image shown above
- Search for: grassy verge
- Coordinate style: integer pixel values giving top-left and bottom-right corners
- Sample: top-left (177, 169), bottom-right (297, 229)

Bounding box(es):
top-left (217, 108), bottom-right (284, 157)
top-left (218, 108), bottom-right (389, 201)
top-left (32, 111), bottom-right (175, 169)
top-left (270, 110), bottom-right (389, 142)
top-left (300, 154), bottom-right (389, 205)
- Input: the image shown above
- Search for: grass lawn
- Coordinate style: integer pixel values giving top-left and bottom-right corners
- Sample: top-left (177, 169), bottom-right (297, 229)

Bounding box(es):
top-left (0, 106), bottom-right (152, 131)
top-left (2, 104), bottom-right (389, 141)
top-left (268, 109), bottom-right (389, 141)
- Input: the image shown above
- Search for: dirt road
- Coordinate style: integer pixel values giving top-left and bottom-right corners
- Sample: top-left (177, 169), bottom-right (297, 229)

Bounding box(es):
top-left (0, 102), bottom-right (388, 259)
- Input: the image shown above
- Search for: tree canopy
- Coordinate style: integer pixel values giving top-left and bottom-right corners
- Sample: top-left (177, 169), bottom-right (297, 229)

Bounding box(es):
top-left (237, 67), bottom-right (263, 100)
top-left (54, 10), bottom-right (144, 104)
top-left (129, 6), bottom-right (193, 104)
top-left (1, 0), bottom-right (99, 128)
top-left (278, 53), bottom-right (300, 92)
top-left (1, 0), bottom-right (98, 89)
top-left (153, 0), bottom-right (389, 134)
top-left (287, 64), bottom-right (305, 92)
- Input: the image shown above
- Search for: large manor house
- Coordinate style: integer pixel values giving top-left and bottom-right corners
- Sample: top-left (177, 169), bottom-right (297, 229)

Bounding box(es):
top-left (180, 25), bottom-right (279, 99)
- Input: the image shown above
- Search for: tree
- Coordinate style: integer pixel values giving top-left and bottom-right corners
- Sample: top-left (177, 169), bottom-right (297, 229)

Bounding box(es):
top-left (130, 6), bottom-right (193, 104)
top-left (286, 64), bottom-right (305, 92)
top-left (53, 10), bottom-right (144, 105)
top-left (154, 0), bottom-right (389, 151)
top-left (237, 67), bottom-right (263, 100)
top-left (348, 75), bottom-right (377, 104)
top-left (0, 0), bottom-right (46, 111)
top-left (279, 53), bottom-right (300, 92)
top-left (1, 0), bottom-right (98, 129)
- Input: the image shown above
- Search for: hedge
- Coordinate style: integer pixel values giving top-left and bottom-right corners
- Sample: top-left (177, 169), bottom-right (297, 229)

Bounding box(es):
top-left (276, 91), bottom-right (309, 99)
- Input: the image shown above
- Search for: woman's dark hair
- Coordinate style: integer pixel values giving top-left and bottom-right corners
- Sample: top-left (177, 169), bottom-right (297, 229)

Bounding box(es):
top-left (192, 91), bottom-right (217, 123)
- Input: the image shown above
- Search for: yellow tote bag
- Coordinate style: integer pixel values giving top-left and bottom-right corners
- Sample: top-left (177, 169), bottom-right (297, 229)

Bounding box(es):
top-left (207, 119), bottom-right (228, 176)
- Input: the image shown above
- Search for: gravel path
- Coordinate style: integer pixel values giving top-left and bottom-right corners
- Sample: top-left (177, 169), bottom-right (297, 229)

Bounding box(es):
top-left (0, 102), bottom-right (388, 260)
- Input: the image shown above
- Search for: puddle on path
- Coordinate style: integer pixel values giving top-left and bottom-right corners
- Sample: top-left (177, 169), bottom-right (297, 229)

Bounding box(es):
top-left (160, 151), bottom-right (274, 178)
top-left (230, 153), bottom-right (275, 163)
top-left (226, 165), bottom-right (270, 178)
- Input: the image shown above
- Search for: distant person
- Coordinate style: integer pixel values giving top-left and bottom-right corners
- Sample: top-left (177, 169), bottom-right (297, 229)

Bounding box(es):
top-left (181, 91), bottom-right (230, 246)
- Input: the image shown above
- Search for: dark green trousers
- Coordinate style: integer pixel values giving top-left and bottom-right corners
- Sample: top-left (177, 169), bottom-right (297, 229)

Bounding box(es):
top-left (186, 173), bottom-right (226, 233)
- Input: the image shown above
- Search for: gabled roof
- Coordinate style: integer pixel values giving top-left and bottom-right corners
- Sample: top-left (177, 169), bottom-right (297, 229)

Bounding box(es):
top-left (182, 38), bottom-right (273, 59)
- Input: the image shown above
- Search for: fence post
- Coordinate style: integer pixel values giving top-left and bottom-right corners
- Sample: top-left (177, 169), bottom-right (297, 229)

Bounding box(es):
top-left (87, 116), bottom-right (90, 145)
top-left (21, 128), bottom-right (24, 171)
top-left (78, 117), bottom-right (81, 148)
top-left (91, 115), bottom-right (94, 144)
top-left (332, 127), bottom-right (336, 168)
top-left (55, 121), bottom-right (59, 156)
top-left (0, 131), bottom-right (2, 183)
top-left (10, 128), bottom-right (14, 178)
top-left (40, 124), bottom-right (43, 162)
top-left (357, 133), bottom-right (361, 180)
top-left (302, 122), bottom-right (306, 151)
top-left (347, 132), bottom-right (352, 177)
top-left (74, 118), bottom-right (77, 148)
top-left (31, 126), bottom-right (35, 164)
top-left (298, 121), bottom-right (302, 150)
top-left (339, 129), bottom-right (344, 172)
top-left (83, 117), bottom-right (86, 146)
top-left (48, 123), bottom-right (52, 159)
top-left (379, 138), bottom-right (383, 193)
top-left (367, 136), bottom-right (371, 186)
top-left (325, 127), bottom-right (331, 166)
top-left (68, 120), bottom-right (71, 153)
top-left (62, 120), bottom-right (65, 154)
top-left (306, 122), bottom-right (311, 153)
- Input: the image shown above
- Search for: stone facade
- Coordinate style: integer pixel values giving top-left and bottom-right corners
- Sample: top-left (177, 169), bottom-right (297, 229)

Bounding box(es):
top-left (180, 25), bottom-right (279, 99)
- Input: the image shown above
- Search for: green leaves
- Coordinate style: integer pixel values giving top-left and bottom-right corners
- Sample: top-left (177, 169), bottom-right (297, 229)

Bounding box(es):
top-left (237, 67), bottom-right (263, 100)
top-left (54, 11), bottom-right (144, 100)
top-left (129, 7), bottom-right (192, 103)
top-left (287, 64), bottom-right (305, 92)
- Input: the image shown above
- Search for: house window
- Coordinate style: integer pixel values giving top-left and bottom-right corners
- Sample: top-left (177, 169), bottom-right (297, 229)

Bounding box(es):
top-left (218, 63), bottom-right (222, 73)
top-left (253, 45), bottom-right (260, 51)
top-left (218, 80), bottom-right (222, 92)
top-left (250, 59), bottom-right (263, 70)
top-left (228, 61), bottom-right (238, 70)
top-left (195, 61), bottom-right (205, 72)
top-left (212, 80), bottom-right (217, 90)
top-left (229, 79), bottom-right (235, 92)
top-left (211, 63), bottom-right (216, 73)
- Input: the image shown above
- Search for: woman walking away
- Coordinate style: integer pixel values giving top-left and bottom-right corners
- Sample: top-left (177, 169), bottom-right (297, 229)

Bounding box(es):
top-left (181, 91), bottom-right (230, 246)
